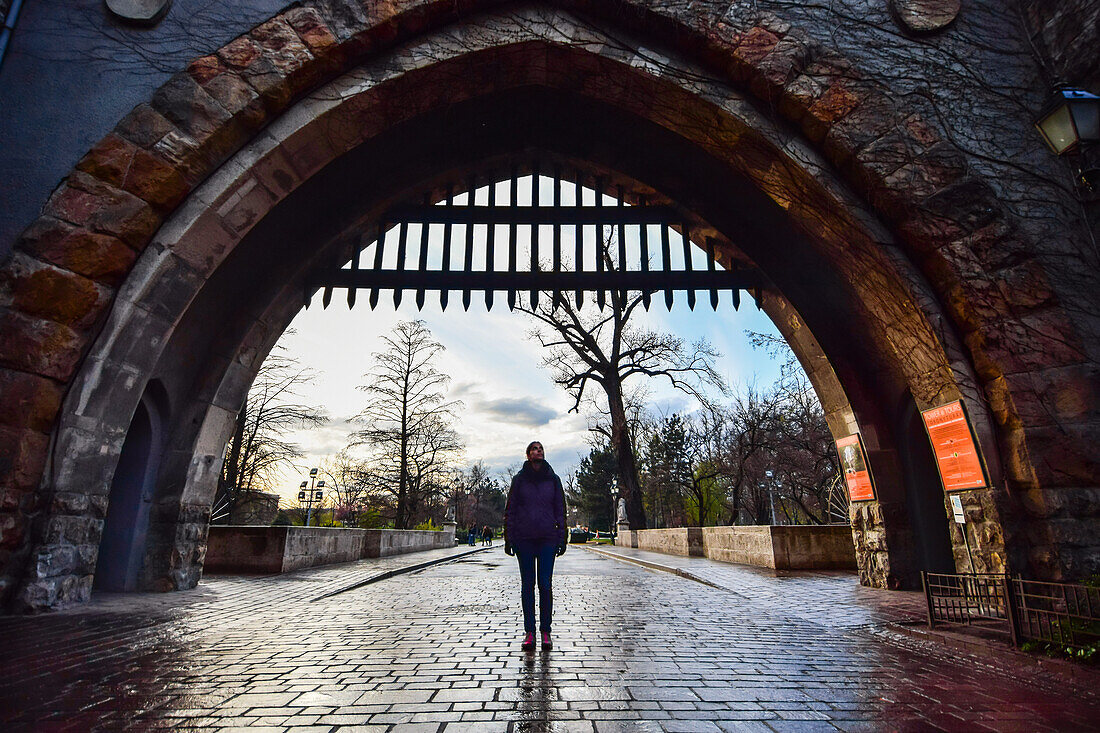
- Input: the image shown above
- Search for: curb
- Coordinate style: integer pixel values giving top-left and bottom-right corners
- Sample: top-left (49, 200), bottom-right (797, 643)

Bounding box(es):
top-left (884, 621), bottom-right (1100, 692)
top-left (312, 545), bottom-right (492, 601)
top-left (582, 544), bottom-right (727, 592)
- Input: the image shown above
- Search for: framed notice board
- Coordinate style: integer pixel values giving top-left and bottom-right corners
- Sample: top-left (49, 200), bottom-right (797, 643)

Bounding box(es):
top-left (835, 433), bottom-right (876, 502)
top-left (920, 400), bottom-right (990, 493)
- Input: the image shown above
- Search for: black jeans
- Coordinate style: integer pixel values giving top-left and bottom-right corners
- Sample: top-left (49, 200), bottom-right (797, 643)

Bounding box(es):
top-left (514, 540), bottom-right (557, 633)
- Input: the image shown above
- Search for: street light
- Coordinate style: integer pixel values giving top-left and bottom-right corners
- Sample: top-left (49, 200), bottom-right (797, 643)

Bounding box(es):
top-left (299, 468), bottom-right (324, 526)
top-left (765, 470), bottom-right (777, 525)
top-left (1035, 87), bottom-right (1100, 193)
top-left (610, 480), bottom-right (620, 537)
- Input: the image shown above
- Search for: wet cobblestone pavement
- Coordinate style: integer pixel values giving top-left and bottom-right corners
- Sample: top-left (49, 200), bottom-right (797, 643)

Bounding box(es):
top-left (2, 545), bottom-right (1099, 732)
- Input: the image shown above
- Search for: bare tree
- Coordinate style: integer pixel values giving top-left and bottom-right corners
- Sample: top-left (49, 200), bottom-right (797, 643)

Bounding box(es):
top-left (747, 332), bottom-right (841, 524)
top-left (350, 320), bottom-right (464, 529)
top-left (448, 461), bottom-right (507, 532)
top-left (701, 388), bottom-right (781, 526)
top-left (317, 451), bottom-right (383, 528)
top-left (212, 346), bottom-right (328, 524)
top-left (520, 233), bottom-right (726, 529)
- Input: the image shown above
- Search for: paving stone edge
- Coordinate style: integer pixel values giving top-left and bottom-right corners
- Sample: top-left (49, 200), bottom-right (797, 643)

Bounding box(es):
top-left (581, 544), bottom-right (728, 591)
top-left (311, 545), bottom-right (491, 601)
top-left (585, 545), bottom-right (1100, 692)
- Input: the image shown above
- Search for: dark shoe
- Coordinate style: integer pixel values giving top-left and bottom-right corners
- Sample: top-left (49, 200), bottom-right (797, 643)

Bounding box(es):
top-left (541, 631), bottom-right (552, 650)
top-left (521, 632), bottom-right (535, 651)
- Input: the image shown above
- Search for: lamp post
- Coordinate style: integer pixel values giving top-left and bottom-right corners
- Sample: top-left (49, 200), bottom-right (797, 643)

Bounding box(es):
top-left (1035, 87), bottom-right (1100, 193)
top-left (297, 468), bottom-right (325, 527)
top-left (610, 482), bottom-right (619, 538)
top-left (765, 470), bottom-right (778, 525)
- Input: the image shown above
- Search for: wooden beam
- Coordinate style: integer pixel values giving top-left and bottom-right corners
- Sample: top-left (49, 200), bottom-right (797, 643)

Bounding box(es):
top-left (317, 268), bottom-right (762, 293)
top-left (381, 204), bottom-right (680, 226)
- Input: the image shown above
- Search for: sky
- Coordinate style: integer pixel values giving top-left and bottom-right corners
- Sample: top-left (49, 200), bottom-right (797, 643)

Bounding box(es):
top-left (270, 298), bottom-right (784, 504)
top-left (265, 176), bottom-right (788, 504)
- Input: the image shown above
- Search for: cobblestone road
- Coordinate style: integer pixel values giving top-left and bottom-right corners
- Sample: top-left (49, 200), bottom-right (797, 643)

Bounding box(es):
top-left (2, 545), bottom-right (1099, 732)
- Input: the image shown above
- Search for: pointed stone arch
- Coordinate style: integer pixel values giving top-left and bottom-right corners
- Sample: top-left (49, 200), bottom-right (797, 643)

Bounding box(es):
top-left (0, 1), bottom-right (1095, 610)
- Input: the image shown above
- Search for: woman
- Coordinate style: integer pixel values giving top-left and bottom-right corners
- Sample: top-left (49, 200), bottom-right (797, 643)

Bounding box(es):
top-left (504, 441), bottom-right (567, 651)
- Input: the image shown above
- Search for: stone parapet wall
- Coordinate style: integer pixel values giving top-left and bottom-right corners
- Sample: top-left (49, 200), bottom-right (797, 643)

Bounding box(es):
top-left (623, 525), bottom-right (857, 571)
top-left (281, 526), bottom-right (368, 572)
top-left (204, 525), bottom-right (454, 574)
top-left (765, 525), bottom-right (858, 571)
top-left (703, 526), bottom-right (782, 569)
top-left (371, 529), bottom-right (454, 558)
top-left (631, 527), bottom-right (705, 557)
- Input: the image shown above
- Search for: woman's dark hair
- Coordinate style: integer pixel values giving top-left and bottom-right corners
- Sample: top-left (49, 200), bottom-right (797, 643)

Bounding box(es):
top-left (526, 441), bottom-right (543, 456)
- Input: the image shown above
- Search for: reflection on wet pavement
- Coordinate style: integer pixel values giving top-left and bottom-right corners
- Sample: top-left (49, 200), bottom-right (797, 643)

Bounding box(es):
top-left (0, 545), bottom-right (1098, 731)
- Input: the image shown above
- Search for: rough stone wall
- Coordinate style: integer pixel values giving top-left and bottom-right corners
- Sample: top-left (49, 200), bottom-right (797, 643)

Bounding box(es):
top-left (0, 0), bottom-right (1098, 610)
top-left (1018, 0), bottom-right (1100, 236)
top-left (0, 0), bottom-right (290, 259)
top-left (376, 528), bottom-right (454, 557)
top-left (1019, 0), bottom-right (1100, 89)
top-left (714, 0), bottom-right (1099, 584)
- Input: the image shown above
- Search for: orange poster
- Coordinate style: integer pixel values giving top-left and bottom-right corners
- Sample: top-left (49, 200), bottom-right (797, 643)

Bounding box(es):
top-left (921, 400), bottom-right (989, 492)
top-left (836, 434), bottom-right (875, 502)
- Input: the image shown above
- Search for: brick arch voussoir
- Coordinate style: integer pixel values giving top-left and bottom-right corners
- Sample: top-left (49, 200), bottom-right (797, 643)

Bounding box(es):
top-left (0, 0), bottom-right (1019, 428)
top-left (0, 0), bottom-right (1066, 601)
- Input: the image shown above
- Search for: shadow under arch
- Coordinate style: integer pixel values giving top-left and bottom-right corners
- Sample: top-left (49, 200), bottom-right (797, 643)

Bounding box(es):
top-left (94, 379), bottom-right (170, 592)
top-left (18, 10), bottom-right (1007, 608)
top-left (152, 90), bottom-right (966, 589)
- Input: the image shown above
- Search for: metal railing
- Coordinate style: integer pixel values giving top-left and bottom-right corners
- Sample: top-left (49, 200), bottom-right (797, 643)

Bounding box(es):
top-left (922, 571), bottom-right (1100, 652)
top-left (923, 572), bottom-right (1018, 645)
top-left (1013, 577), bottom-right (1100, 652)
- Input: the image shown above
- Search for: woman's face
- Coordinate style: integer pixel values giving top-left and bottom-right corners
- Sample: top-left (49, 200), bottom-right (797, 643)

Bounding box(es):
top-left (527, 443), bottom-right (545, 461)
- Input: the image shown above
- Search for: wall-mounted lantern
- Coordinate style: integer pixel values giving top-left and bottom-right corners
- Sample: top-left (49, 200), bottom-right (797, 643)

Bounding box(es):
top-left (1035, 88), bottom-right (1100, 194)
top-left (1036, 88), bottom-right (1100, 155)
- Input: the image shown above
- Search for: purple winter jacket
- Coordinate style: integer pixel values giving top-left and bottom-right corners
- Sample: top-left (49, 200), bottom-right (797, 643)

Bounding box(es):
top-left (504, 460), bottom-right (567, 545)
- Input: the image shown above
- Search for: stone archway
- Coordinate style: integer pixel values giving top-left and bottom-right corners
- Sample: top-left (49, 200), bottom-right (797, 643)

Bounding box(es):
top-left (1, 2), bottom-right (1096, 611)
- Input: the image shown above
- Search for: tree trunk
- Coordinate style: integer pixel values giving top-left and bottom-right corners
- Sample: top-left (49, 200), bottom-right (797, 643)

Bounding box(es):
top-left (397, 377), bottom-right (410, 530)
top-left (606, 383), bottom-right (647, 529)
top-left (218, 402), bottom-right (247, 515)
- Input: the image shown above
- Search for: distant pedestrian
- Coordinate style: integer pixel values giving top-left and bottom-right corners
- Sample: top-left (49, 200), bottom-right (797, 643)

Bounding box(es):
top-left (468, 527), bottom-right (476, 546)
top-left (504, 441), bottom-right (567, 652)
top-left (482, 525), bottom-right (493, 546)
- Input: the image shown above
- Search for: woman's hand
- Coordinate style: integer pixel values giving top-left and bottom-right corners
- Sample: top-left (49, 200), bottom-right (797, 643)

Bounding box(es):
top-left (555, 543), bottom-right (566, 557)
top-left (505, 541), bottom-right (515, 556)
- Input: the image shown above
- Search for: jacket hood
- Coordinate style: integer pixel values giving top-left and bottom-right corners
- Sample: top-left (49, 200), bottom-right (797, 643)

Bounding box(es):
top-left (520, 459), bottom-right (556, 478)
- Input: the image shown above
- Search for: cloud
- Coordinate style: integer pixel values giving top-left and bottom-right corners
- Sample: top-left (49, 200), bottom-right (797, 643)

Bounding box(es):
top-left (476, 397), bottom-right (557, 427)
top-left (448, 380), bottom-right (480, 399)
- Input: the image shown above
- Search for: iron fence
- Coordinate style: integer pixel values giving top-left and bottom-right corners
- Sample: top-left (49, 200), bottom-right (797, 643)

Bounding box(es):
top-left (922, 571), bottom-right (1100, 652)
top-left (1012, 577), bottom-right (1100, 651)
top-left (922, 572), bottom-right (1018, 644)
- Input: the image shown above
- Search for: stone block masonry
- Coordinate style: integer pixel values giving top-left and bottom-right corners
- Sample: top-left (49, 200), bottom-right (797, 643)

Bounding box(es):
top-left (1, 0), bottom-right (1098, 611)
top-left (619, 525), bottom-right (858, 571)
top-left (204, 525), bottom-right (456, 574)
